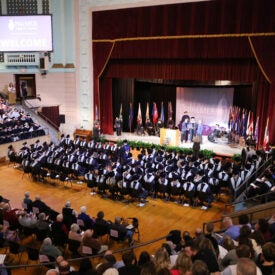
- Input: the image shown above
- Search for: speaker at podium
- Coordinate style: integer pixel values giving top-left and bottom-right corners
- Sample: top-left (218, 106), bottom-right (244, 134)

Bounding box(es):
top-left (160, 128), bottom-right (180, 146)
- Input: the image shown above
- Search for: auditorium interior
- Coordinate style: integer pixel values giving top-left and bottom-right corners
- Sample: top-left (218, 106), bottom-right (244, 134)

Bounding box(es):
top-left (0, 0), bottom-right (274, 274)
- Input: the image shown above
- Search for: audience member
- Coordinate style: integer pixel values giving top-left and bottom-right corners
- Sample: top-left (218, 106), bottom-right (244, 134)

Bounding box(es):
top-left (78, 229), bottom-right (108, 255)
top-left (58, 259), bottom-right (79, 275)
top-left (256, 242), bottom-right (275, 275)
top-left (170, 251), bottom-right (192, 275)
top-left (204, 222), bottom-right (219, 257)
top-left (154, 247), bottom-right (172, 273)
top-left (51, 214), bottom-right (68, 247)
top-left (78, 206), bottom-right (95, 230)
top-left (22, 191), bottom-right (32, 213)
top-left (222, 217), bottom-right (240, 241)
top-left (118, 250), bottom-right (140, 275)
top-left (40, 237), bottom-right (62, 261)
top-left (103, 250), bottom-right (124, 269)
top-left (222, 244), bottom-right (262, 275)
top-left (78, 258), bottom-right (97, 275)
top-left (236, 258), bottom-right (257, 275)
top-left (140, 261), bottom-right (157, 275)
top-left (62, 201), bottom-right (78, 230)
top-left (191, 260), bottom-right (210, 275)
top-left (109, 217), bottom-right (134, 246)
top-left (68, 223), bottom-right (82, 243)
top-left (186, 239), bottom-right (220, 274)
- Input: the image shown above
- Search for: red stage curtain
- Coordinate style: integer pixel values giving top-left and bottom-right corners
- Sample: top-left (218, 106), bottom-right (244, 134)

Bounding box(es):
top-left (92, 0), bottom-right (275, 143)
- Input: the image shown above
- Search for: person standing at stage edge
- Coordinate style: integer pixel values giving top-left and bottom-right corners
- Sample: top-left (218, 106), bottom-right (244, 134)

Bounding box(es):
top-left (192, 135), bottom-right (201, 160)
top-left (114, 117), bottom-right (122, 136)
top-left (93, 120), bottom-right (101, 142)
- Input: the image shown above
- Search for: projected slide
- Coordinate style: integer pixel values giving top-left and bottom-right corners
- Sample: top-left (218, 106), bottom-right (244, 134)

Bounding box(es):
top-left (0, 15), bottom-right (53, 52)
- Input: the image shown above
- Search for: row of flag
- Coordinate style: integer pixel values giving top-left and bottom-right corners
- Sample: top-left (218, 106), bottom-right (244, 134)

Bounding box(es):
top-left (228, 106), bottom-right (269, 149)
top-left (97, 103), bottom-right (270, 150)
top-left (125, 101), bottom-right (173, 130)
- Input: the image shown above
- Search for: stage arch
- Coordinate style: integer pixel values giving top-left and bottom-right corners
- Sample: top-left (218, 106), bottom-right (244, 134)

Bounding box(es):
top-left (92, 0), bottom-right (275, 145)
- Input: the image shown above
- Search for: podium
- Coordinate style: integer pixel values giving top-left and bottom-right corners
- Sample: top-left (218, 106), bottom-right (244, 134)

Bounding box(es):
top-left (73, 129), bottom-right (93, 141)
top-left (160, 128), bottom-right (180, 146)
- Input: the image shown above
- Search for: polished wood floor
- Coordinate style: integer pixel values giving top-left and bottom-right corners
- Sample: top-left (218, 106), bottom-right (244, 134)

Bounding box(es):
top-left (0, 162), bottom-right (229, 274)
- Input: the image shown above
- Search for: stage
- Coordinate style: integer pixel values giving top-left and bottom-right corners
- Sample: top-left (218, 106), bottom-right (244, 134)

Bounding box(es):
top-left (103, 132), bottom-right (242, 157)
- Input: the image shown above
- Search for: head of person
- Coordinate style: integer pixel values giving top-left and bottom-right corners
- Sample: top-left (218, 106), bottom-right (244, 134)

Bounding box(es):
top-left (79, 258), bottom-right (93, 273)
top-left (104, 254), bottom-right (117, 266)
top-left (70, 223), bottom-right (80, 233)
top-left (236, 258), bottom-right (256, 275)
top-left (161, 242), bottom-right (172, 256)
top-left (65, 201), bottom-right (71, 208)
top-left (35, 195), bottom-right (41, 201)
top-left (24, 191), bottom-right (30, 198)
top-left (223, 216), bottom-right (233, 229)
top-left (58, 260), bottom-right (71, 275)
top-left (97, 211), bottom-right (104, 220)
top-left (38, 212), bottom-right (46, 221)
top-left (206, 222), bottom-right (214, 234)
top-left (191, 260), bottom-right (210, 275)
top-left (102, 267), bottom-right (119, 275)
top-left (174, 251), bottom-right (192, 274)
top-left (194, 227), bottom-right (203, 238)
top-left (138, 250), bottom-right (151, 266)
top-left (236, 244), bottom-right (251, 259)
top-left (56, 214), bottom-right (63, 222)
top-left (222, 235), bottom-right (236, 251)
top-left (261, 242), bottom-right (275, 262)
top-left (80, 206), bottom-right (87, 214)
top-left (43, 237), bottom-right (52, 246)
top-left (199, 238), bottom-right (215, 255)
top-left (154, 247), bottom-right (171, 271)
top-left (114, 217), bottom-right (121, 225)
top-left (122, 250), bottom-right (136, 266)
top-left (140, 261), bottom-right (156, 275)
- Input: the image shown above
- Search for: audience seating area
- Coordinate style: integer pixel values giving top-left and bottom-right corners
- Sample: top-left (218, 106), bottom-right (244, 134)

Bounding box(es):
top-left (0, 192), bottom-right (274, 274)
top-left (0, 98), bottom-right (46, 145)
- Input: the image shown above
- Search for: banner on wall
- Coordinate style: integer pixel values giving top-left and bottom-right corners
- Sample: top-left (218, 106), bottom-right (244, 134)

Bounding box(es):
top-left (175, 87), bottom-right (233, 129)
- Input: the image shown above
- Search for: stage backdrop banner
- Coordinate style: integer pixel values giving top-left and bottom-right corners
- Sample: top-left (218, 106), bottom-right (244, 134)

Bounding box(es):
top-left (176, 87), bottom-right (233, 129)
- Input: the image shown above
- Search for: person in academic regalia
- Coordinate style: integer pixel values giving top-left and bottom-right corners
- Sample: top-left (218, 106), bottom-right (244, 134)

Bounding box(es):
top-left (166, 117), bottom-right (174, 129)
top-left (93, 120), bottom-right (101, 142)
top-left (114, 117), bottom-right (122, 136)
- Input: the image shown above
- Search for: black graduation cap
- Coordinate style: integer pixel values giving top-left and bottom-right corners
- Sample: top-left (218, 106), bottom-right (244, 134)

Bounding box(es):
top-left (155, 156), bottom-right (163, 163)
top-left (172, 172), bottom-right (178, 180)
top-left (108, 171), bottom-right (115, 177)
top-left (208, 163), bottom-right (214, 169)
top-left (187, 175), bottom-right (194, 181)
top-left (147, 168), bottom-right (154, 174)
top-left (160, 171), bottom-right (166, 178)
top-left (157, 163), bottom-right (164, 170)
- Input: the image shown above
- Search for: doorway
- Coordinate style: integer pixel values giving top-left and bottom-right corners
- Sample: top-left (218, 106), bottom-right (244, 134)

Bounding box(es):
top-left (15, 74), bottom-right (36, 100)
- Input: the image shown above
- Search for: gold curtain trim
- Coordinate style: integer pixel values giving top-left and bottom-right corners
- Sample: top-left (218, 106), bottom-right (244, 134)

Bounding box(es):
top-left (93, 32), bottom-right (275, 43)
top-left (98, 41), bottom-right (115, 78)
top-left (248, 36), bottom-right (271, 84)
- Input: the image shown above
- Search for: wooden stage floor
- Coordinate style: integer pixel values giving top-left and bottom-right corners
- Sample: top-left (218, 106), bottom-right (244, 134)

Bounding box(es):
top-left (104, 132), bottom-right (242, 157)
